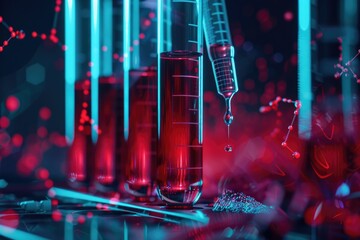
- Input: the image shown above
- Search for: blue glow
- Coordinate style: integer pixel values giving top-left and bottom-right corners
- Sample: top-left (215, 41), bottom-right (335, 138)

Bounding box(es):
top-left (90, 217), bottom-right (98, 240)
top-left (336, 182), bottom-right (350, 197)
top-left (157, 0), bottom-right (163, 138)
top-left (65, 0), bottom-right (76, 144)
top-left (131, 0), bottom-right (140, 69)
top-left (123, 0), bottom-right (130, 140)
top-left (0, 224), bottom-right (47, 240)
top-left (197, 0), bottom-right (203, 144)
top-left (124, 221), bottom-right (128, 240)
top-left (64, 216), bottom-right (74, 240)
top-left (342, 0), bottom-right (357, 136)
top-left (50, 187), bottom-right (209, 224)
top-left (298, 0), bottom-right (311, 139)
top-left (91, 0), bottom-right (100, 143)
top-left (299, 0), bottom-right (310, 31)
top-left (101, 0), bottom-right (113, 76)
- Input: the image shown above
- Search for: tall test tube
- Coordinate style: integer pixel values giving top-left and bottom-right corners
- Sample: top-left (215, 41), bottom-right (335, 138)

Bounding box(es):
top-left (123, 0), bottom-right (158, 200)
top-left (157, 0), bottom-right (204, 207)
top-left (203, 0), bottom-right (238, 126)
top-left (66, 0), bottom-right (123, 190)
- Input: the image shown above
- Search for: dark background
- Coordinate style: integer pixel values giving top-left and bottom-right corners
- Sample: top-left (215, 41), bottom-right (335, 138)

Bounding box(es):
top-left (0, 0), bottom-right (298, 185)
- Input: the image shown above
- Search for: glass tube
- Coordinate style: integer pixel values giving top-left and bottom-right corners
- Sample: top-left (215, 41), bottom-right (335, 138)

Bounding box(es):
top-left (123, 0), bottom-right (158, 200)
top-left (66, 0), bottom-right (123, 190)
top-left (157, 0), bottom-right (204, 207)
top-left (298, 0), bottom-right (360, 200)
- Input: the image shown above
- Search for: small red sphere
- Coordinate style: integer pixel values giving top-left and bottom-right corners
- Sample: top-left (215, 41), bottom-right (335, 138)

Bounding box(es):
top-left (6, 95), bottom-right (20, 112)
top-left (32, 31), bottom-right (38, 38)
top-left (3, 40), bottom-right (8, 46)
top-left (0, 16), bottom-right (3, 23)
top-left (0, 47), bottom-right (3, 52)
top-left (40, 34), bottom-right (47, 40)
top-left (55, 6), bottom-right (61, 12)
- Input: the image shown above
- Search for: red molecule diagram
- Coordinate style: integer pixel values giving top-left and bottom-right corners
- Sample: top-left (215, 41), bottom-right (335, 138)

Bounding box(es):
top-left (260, 96), bottom-right (301, 159)
top-left (0, 0), bottom-right (64, 53)
top-left (334, 37), bottom-right (360, 83)
top-left (0, 16), bottom-right (25, 52)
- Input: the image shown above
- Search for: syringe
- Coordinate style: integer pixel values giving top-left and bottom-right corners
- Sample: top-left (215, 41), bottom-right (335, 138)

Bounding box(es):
top-left (203, 0), bottom-right (238, 126)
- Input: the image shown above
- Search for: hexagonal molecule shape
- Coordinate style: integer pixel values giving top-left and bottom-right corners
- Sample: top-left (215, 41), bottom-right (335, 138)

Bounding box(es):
top-left (26, 63), bottom-right (45, 85)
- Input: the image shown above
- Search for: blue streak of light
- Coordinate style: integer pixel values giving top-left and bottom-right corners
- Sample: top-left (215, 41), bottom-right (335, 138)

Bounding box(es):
top-left (64, 215), bottom-right (73, 240)
top-left (49, 187), bottom-right (209, 224)
top-left (90, 217), bottom-right (98, 240)
top-left (124, 221), bottom-right (128, 240)
top-left (298, 0), bottom-right (311, 139)
top-left (123, 0), bottom-right (130, 140)
top-left (0, 224), bottom-right (47, 240)
top-left (102, 0), bottom-right (113, 76)
top-left (91, 0), bottom-right (100, 143)
top-left (65, 0), bottom-right (76, 144)
top-left (157, 0), bottom-right (162, 138)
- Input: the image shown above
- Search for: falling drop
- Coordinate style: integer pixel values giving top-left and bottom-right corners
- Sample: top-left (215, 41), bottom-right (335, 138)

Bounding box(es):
top-left (224, 144), bottom-right (232, 152)
top-left (224, 109), bottom-right (233, 125)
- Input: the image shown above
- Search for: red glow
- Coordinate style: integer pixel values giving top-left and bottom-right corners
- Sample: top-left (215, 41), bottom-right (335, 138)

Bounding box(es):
top-left (148, 12), bottom-right (155, 19)
top-left (344, 215), bottom-right (360, 237)
top-left (139, 33), bottom-right (145, 39)
top-left (39, 107), bottom-right (51, 120)
top-left (86, 212), bottom-right (93, 218)
top-left (52, 210), bottom-right (62, 222)
top-left (77, 215), bottom-right (86, 224)
top-left (6, 95), bottom-right (20, 112)
top-left (44, 179), bottom-right (53, 188)
top-left (40, 34), bottom-right (47, 40)
top-left (17, 154), bottom-right (39, 176)
top-left (32, 31), bottom-right (38, 38)
top-left (49, 132), bottom-right (67, 147)
top-left (284, 11), bottom-right (293, 21)
top-left (37, 126), bottom-right (48, 138)
top-left (12, 134), bottom-right (23, 147)
top-left (143, 19), bottom-right (151, 27)
top-left (0, 209), bottom-right (19, 229)
top-left (0, 116), bottom-right (10, 129)
top-left (36, 168), bottom-right (49, 180)
top-left (304, 205), bottom-right (325, 226)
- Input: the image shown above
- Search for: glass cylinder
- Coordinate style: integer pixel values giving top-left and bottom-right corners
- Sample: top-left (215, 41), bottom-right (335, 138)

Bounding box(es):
top-left (298, 0), bottom-right (360, 200)
top-left (157, 0), bottom-right (204, 207)
top-left (123, 0), bottom-right (158, 200)
top-left (66, 0), bottom-right (123, 190)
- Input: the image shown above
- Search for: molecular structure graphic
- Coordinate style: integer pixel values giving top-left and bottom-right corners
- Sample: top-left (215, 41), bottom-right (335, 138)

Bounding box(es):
top-left (0, 0), bottom-right (63, 52)
top-left (260, 96), bottom-right (301, 159)
top-left (334, 37), bottom-right (360, 83)
top-left (0, 17), bottom-right (25, 52)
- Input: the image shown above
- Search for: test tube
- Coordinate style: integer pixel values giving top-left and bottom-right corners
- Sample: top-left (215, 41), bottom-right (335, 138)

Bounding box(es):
top-left (157, 0), bottom-right (204, 207)
top-left (123, 0), bottom-right (158, 200)
top-left (66, 0), bottom-right (123, 189)
top-left (298, 0), bottom-right (359, 197)
top-left (94, 0), bottom-right (124, 191)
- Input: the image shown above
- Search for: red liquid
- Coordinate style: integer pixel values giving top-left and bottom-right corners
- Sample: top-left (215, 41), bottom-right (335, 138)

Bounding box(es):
top-left (157, 51), bottom-right (203, 207)
top-left (67, 80), bottom-right (94, 187)
top-left (124, 68), bottom-right (157, 200)
top-left (94, 76), bottom-right (121, 188)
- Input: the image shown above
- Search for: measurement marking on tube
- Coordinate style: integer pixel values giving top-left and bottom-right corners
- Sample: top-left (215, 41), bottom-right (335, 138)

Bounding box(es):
top-left (188, 40), bottom-right (198, 44)
top-left (172, 75), bottom-right (199, 79)
top-left (189, 23), bottom-right (198, 27)
top-left (172, 0), bottom-right (196, 3)
top-left (168, 167), bottom-right (203, 170)
top-left (172, 122), bottom-right (199, 125)
top-left (175, 144), bottom-right (202, 148)
top-left (172, 94), bottom-right (199, 98)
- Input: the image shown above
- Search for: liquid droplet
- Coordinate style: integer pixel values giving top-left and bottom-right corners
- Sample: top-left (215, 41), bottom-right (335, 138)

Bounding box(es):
top-left (224, 110), bottom-right (233, 125)
top-left (224, 144), bottom-right (232, 152)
